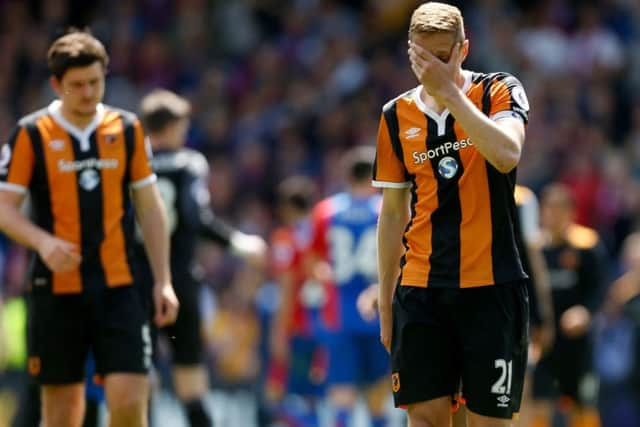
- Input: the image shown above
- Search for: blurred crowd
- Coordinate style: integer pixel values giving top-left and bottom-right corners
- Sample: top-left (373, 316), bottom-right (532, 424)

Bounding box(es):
top-left (2, 0), bottom-right (640, 426)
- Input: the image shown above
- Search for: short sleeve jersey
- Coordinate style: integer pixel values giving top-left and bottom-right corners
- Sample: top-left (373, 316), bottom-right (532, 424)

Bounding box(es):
top-left (373, 71), bottom-right (530, 288)
top-left (0, 101), bottom-right (156, 294)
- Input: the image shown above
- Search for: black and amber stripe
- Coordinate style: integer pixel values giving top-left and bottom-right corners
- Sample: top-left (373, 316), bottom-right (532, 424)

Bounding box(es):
top-left (427, 114), bottom-right (463, 286)
top-left (376, 72), bottom-right (528, 288)
top-left (9, 108), bottom-right (150, 294)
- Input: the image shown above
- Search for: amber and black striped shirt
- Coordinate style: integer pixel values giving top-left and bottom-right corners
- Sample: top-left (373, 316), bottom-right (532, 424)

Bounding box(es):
top-left (373, 71), bottom-right (530, 289)
top-left (0, 101), bottom-right (156, 294)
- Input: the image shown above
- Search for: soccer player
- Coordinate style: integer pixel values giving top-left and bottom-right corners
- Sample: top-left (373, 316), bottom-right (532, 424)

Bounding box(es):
top-left (0, 31), bottom-right (178, 427)
top-left (308, 146), bottom-right (389, 427)
top-left (514, 185), bottom-right (554, 364)
top-left (598, 232), bottom-right (640, 427)
top-left (531, 183), bottom-right (607, 426)
top-left (268, 175), bottom-right (324, 426)
top-left (355, 184), bottom-right (554, 427)
top-left (136, 89), bottom-right (267, 427)
top-left (604, 232), bottom-right (640, 316)
top-left (513, 185), bottom-right (554, 427)
top-left (373, 2), bottom-right (531, 426)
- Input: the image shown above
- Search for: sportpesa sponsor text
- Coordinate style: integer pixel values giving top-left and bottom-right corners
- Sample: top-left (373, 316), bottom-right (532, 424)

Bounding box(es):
top-left (58, 158), bottom-right (119, 172)
top-left (412, 138), bottom-right (473, 164)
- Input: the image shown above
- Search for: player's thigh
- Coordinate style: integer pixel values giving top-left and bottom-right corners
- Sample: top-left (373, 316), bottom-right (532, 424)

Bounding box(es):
top-left (287, 336), bottom-right (324, 397)
top-left (41, 383), bottom-right (85, 427)
top-left (166, 280), bottom-right (204, 366)
top-left (458, 282), bottom-right (529, 421)
top-left (406, 395), bottom-right (452, 427)
top-left (364, 376), bottom-right (391, 416)
top-left (391, 285), bottom-right (459, 409)
top-left (358, 334), bottom-right (390, 414)
top-left (28, 289), bottom-right (89, 384)
top-left (533, 339), bottom-right (589, 404)
top-left (360, 333), bottom-right (390, 382)
top-left (466, 409), bottom-right (516, 427)
top-left (551, 337), bottom-right (592, 403)
top-left (92, 285), bottom-right (152, 377)
top-left (325, 332), bottom-right (359, 386)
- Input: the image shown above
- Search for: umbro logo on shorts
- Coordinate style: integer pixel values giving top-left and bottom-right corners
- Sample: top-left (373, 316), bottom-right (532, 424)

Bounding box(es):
top-left (497, 394), bottom-right (510, 408)
top-left (392, 372), bottom-right (400, 393)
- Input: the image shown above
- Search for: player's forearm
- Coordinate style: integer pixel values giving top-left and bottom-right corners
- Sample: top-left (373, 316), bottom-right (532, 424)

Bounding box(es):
top-left (198, 209), bottom-right (233, 247)
top-left (0, 198), bottom-right (49, 251)
top-left (527, 243), bottom-right (554, 326)
top-left (377, 212), bottom-right (407, 309)
top-left (138, 200), bottom-right (172, 286)
top-left (441, 88), bottom-right (522, 173)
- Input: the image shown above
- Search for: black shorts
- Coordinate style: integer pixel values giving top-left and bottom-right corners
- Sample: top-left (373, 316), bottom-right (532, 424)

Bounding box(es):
top-left (391, 281), bottom-right (529, 420)
top-left (139, 264), bottom-right (203, 366)
top-left (28, 282), bottom-right (151, 385)
top-left (161, 277), bottom-right (203, 366)
top-left (532, 335), bottom-right (592, 403)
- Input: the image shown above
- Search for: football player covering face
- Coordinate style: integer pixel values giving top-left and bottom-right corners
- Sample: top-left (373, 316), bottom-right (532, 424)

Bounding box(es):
top-left (375, 4), bottom-right (529, 427)
top-left (408, 31), bottom-right (469, 108)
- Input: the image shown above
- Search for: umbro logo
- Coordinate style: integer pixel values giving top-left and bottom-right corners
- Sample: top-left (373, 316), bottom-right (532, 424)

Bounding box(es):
top-left (496, 395), bottom-right (510, 408)
top-left (404, 127), bottom-right (422, 139)
top-left (0, 144), bottom-right (11, 174)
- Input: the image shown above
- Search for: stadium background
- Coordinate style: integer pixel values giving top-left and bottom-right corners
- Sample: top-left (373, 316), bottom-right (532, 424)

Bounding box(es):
top-left (0, 0), bottom-right (639, 426)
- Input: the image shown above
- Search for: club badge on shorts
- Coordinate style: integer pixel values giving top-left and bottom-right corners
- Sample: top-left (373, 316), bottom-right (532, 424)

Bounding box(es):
top-left (392, 372), bottom-right (400, 393)
top-left (28, 356), bottom-right (41, 376)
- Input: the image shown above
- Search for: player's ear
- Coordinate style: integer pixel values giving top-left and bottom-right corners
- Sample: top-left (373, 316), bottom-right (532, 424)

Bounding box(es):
top-left (460, 39), bottom-right (469, 63)
top-left (49, 76), bottom-right (63, 97)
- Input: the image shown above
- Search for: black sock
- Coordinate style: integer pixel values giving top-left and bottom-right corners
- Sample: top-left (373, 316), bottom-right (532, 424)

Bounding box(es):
top-left (184, 399), bottom-right (213, 427)
top-left (82, 399), bottom-right (99, 427)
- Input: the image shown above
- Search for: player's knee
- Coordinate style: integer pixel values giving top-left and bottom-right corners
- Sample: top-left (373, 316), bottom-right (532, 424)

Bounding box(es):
top-left (466, 408), bottom-right (515, 427)
top-left (108, 394), bottom-right (147, 424)
top-left (105, 374), bottom-right (149, 424)
top-left (407, 398), bottom-right (451, 427)
top-left (365, 378), bottom-right (391, 415)
top-left (109, 387), bottom-right (147, 410)
top-left (329, 385), bottom-right (359, 408)
top-left (43, 405), bottom-right (84, 427)
top-left (42, 385), bottom-right (85, 427)
top-left (173, 365), bottom-right (208, 401)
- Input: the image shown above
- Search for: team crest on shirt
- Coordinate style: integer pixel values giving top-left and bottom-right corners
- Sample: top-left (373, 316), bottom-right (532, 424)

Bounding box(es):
top-left (512, 86), bottom-right (529, 111)
top-left (438, 156), bottom-right (459, 179)
top-left (103, 134), bottom-right (117, 144)
top-left (49, 139), bottom-right (66, 151)
top-left (0, 144), bottom-right (11, 174)
top-left (392, 372), bottom-right (400, 392)
top-left (79, 169), bottom-right (100, 191)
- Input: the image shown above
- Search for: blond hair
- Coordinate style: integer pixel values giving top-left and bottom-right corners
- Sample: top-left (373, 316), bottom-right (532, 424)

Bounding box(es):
top-left (409, 2), bottom-right (465, 42)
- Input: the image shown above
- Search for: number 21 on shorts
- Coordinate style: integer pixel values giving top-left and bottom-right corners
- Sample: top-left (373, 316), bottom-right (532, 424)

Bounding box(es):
top-left (491, 359), bottom-right (512, 395)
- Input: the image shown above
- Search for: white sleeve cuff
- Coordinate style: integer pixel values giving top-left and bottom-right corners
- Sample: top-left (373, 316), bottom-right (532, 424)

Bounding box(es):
top-left (371, 180), bottom-right (411, 189)
top-left (490, 111), bottom-right (525, 123)
top-left (130, 174), bottom-right (157, 190)
top-left (0, 182), bottom-right (27, 194)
